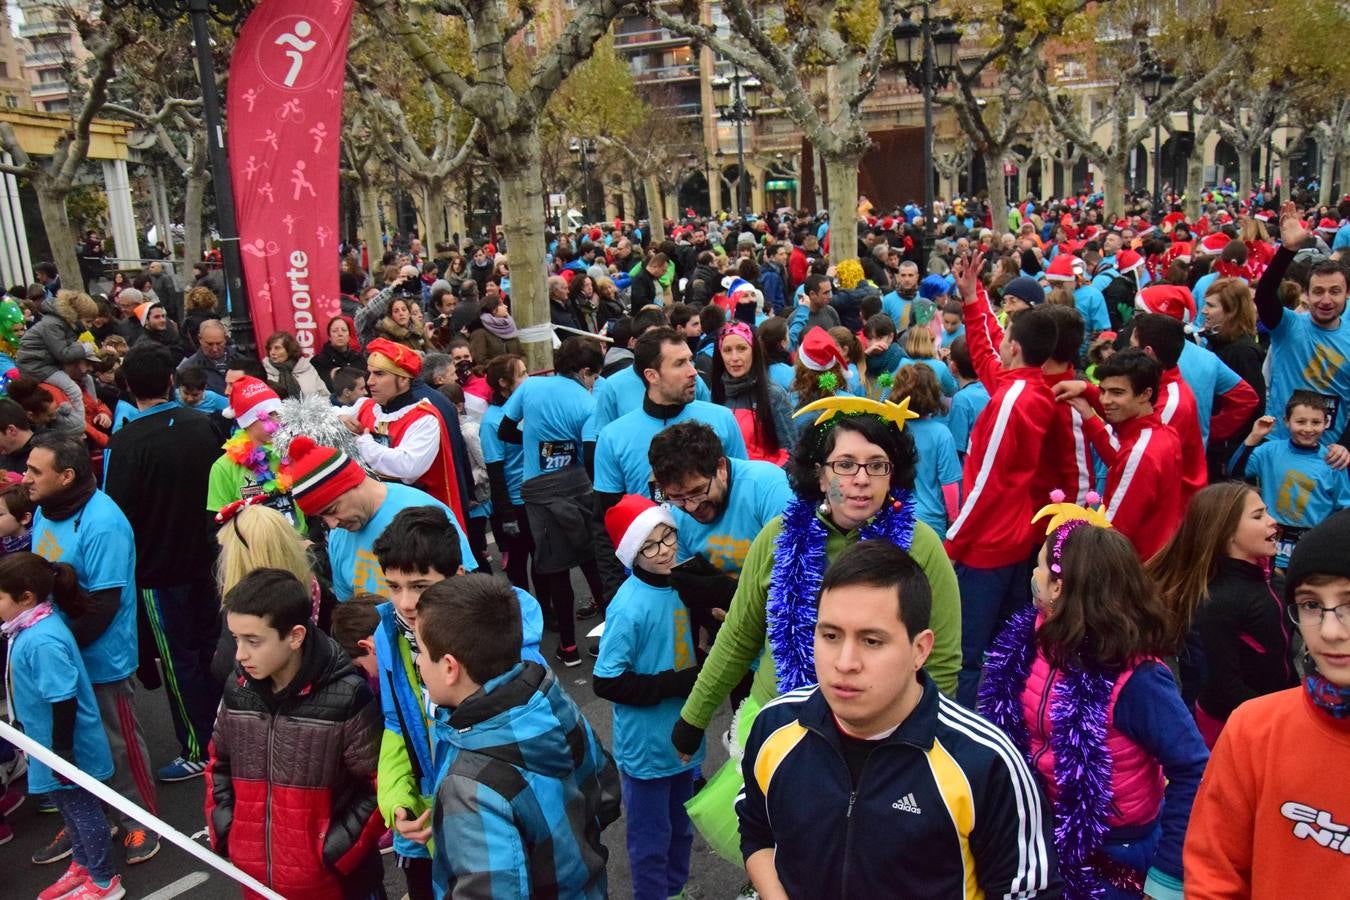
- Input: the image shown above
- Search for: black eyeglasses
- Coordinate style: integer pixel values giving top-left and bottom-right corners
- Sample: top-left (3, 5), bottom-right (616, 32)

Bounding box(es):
top-left (1288, 601), bottom-right (1350, 628)
top-left (663, 481), bottom-right (713, 508)
top-left (639, 530), bottom-right (677, 558)
top-left (822, 459), bottom-right (892, 477)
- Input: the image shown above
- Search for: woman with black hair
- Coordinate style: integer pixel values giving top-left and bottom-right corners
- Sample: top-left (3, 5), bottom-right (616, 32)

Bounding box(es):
top-left (669, 396), bottom-right (962, 860)
top-left (709, 321), bottom-right (794, 465)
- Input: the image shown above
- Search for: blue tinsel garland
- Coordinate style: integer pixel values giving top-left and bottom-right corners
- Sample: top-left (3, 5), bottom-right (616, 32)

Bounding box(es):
top-left (766, 491), bottom-right (915, 693)
top-left (979, 604), bottom-right (1118, 900)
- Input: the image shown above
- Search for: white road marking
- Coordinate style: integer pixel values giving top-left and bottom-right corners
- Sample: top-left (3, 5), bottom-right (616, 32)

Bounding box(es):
top-left (141, 871), bottom-right (211, 899)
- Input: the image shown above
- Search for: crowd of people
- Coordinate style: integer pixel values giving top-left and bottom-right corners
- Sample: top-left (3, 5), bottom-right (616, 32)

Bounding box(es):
top-left (0, 185), bottom-right (1348, 900)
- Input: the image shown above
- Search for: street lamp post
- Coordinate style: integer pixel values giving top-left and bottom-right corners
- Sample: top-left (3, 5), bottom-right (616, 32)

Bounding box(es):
top-left (105, 0), bottom-right (255, 354)
top-left (710, 66), bottom-right (762, 215)
top-left (892, 4), bottom-right (962, 276)
top-left (1137, 53), bottom-right (1177, 220)
top-left (569, 138), bottom-right (597, 224)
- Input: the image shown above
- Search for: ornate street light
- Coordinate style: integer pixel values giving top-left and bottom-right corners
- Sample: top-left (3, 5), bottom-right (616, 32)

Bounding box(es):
top-left (569, 138), bottom-right (598, 224)
top-left (712, 67), bottom-right (760, 214)
top-left (103, 0), bottom-right (254, 353)
top-left (1137, 52), bottom-right (1178, 218)
top-left (893, 4), bottom-right (963, 275)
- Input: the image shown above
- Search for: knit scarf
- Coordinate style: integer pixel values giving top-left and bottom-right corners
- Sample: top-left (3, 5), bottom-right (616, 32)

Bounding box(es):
top-left (39, 473), bottom-right (97, 522)
top-left (0, 598), bottom-right (53, 638)
top-left (2, 528), bottom-right (30, 555)
top-left (979, 605), bottom-right (1116, 900)
top-left (1306, 670), bottom-right (1350, 719)
top-left (395, 612), bottom-right (420, 657)
top-left (480, 311), bottom-right (518, 339)
top-left (766, 492), bottom-right (915, 693)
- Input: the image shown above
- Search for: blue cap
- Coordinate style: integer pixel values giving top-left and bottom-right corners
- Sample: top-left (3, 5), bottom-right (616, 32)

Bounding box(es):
top-left (919, 274), bottom-right (950, 301)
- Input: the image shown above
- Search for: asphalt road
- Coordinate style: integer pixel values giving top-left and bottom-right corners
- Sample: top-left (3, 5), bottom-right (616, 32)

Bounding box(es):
top-left (4, 561), bottom-right (747, 900)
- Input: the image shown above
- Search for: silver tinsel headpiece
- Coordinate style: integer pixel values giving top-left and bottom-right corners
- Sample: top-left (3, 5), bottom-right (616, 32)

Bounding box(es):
top-left (274, 394), bottom-right (369, 471)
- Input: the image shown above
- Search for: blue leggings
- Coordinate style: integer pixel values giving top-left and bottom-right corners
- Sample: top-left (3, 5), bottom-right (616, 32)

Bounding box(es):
top-left (621, 770), bottom-right (696, 900)
top-left (54, 787), bottom-right (116, 884)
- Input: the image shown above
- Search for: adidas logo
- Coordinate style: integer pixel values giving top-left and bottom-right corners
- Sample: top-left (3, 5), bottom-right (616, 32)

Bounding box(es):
top-left (891, 792), bottom-right (921, 814)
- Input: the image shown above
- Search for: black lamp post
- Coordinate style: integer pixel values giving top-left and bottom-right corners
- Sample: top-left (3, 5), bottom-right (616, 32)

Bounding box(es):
top-left (710, 66), bottom-right (762, 215)
top-left (1137, 55), bottom-right (1177, 220)
top-left (570, 137), bottom-right (597, 224)
top-left (105, 0), bottom-right (254, 354)
top-left (892, 4), bottom-right (962, 275)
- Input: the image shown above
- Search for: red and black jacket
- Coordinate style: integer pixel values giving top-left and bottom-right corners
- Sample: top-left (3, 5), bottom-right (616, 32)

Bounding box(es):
top-left (206, 627), bottom-right (384, 900)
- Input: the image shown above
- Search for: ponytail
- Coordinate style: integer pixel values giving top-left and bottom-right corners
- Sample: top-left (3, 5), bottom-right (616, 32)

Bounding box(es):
top-left (0, 552), bottom-right (89, 618)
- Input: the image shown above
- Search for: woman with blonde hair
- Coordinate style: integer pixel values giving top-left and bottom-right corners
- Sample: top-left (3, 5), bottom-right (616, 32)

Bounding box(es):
top-left (827, 325), bottom-right (866, 394)
top-left (211, 502), bottom-right (324, 682)
top-left (898, 324), bottom-right (958, 396)
top-left (1145, 482), bottom-right (1296, 747)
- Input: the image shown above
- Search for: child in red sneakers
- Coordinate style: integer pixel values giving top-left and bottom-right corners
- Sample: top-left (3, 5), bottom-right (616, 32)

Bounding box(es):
top-left (0, 552), bottom-right (122, 899)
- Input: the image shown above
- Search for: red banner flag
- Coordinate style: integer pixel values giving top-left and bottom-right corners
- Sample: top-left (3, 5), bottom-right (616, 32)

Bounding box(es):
top-left (227, 0), bottom-right (353, 357)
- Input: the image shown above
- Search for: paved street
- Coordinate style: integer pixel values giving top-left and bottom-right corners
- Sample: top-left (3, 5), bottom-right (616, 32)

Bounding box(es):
top-left (4, 562), bottom-right (745, 899)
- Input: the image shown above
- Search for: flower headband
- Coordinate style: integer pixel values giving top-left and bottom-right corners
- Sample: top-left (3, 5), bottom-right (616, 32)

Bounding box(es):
top-left (1032, 489), bottom-right (1112, 575)
top-left (717, 320), bottom-right (754, 351)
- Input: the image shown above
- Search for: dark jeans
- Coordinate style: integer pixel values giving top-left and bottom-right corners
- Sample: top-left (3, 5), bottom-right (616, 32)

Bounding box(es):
top-left (956, 556), bottom-right (1035, 708)
top-left (621, 769), bottom-right (696, 900)
top-left (141, 582), bottom-right (223, 762)
top-left (466, 514), bottom-right (493, 573)
top-left (397, 854), bottom-right (434, 900)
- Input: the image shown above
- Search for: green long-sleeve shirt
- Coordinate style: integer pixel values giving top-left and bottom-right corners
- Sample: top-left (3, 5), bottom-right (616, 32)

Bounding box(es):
top-left (679, 511), bottom-right (962, 730)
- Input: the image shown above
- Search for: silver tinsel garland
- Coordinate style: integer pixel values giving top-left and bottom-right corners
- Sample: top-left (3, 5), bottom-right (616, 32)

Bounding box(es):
top-left (274, 394), bottom-right (370, 472)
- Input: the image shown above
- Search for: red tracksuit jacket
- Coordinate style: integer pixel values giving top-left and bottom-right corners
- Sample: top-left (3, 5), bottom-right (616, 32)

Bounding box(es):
top-left (946, 298), bottom-right (1059, 568)
top-left (1156, 367), bottom-right (1206, 505)
top-left (1083, 413), bottom-right (1185, 559)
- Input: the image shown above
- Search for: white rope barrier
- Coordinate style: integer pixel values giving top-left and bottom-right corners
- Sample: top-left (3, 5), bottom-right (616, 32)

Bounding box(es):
top-left (0, 719), bottom-right (287, 900)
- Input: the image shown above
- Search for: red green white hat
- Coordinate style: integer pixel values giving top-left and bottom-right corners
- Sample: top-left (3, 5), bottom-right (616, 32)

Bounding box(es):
top-left (282, 435), bottom-right (367, 516)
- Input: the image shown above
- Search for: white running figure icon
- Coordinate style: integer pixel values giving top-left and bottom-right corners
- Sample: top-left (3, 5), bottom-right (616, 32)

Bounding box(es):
top-left (274, 20), bottom-right (317, 88)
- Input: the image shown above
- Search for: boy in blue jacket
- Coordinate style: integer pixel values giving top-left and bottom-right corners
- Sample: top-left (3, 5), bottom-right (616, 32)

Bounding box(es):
top-left (593, 495), bottom-right (703, 900)
top-left (370, 506), bottom-right (544, 900)
top-left (1230, 391), bottom-right (1350, 567)
top-left (416, 575), bottom-right (620, 899)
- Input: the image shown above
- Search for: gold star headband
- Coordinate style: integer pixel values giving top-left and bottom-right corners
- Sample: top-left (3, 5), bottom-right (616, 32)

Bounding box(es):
top-left (1032, 489), bottom-right (1113, 533)
top-left (792, 395), bottom-right (921, 430)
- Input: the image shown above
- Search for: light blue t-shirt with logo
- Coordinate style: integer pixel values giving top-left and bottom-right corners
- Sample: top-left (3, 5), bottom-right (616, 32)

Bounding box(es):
top-left (673, 458), bottom-right (793, 577)
top-left (33, 490), bottom-right (137, 685)
top-left (594, 401), bottom-right (748, 499)
top-left (593, 574), bottom-right (705, 779)
top-left (500, 374), bottom-right (595, 480)
top-left (329, 483), bottom-right (476, 602)
top-left (907, 417), bottom-right (963, 536)
top-left (9, 613), bottom-right (114, 794)
top-left (1245, 439), bottom-right (1350, 566)
top-left (1266, 311), bottom-right (1350, 444)
top-left (479, 403), bottom-right (524, 506)
top-left (945, 380), bottom-right (991, 455)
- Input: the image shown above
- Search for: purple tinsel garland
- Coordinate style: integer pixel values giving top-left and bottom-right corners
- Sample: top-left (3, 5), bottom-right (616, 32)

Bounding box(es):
top-left (766, 491), bottom-right (915, 693)
top-left (979, 604), bottom-right (1116, 900)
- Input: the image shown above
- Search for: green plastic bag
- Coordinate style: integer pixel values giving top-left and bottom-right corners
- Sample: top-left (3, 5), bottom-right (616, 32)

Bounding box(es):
top-left (685, 694), bottom-right (763, 863)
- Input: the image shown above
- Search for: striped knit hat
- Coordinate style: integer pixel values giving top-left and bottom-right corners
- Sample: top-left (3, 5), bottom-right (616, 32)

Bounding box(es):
top-left (282, 435), bottom-right (366, 516)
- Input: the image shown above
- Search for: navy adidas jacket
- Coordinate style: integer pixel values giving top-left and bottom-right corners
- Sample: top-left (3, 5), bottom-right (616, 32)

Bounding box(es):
top-left (737, 672), bottom-right (1062, 899)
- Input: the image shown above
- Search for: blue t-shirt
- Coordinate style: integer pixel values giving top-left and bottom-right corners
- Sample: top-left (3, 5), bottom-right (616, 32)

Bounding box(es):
top-left (1266, 312), bottom-right (1350, 444)
top-left (767, 361), bottom-right (795, 394)
top-left (591, 364), bottom-right (712, 434)
top-left (1177, 340), bottom-right (1242, 445)
top-left (329, 483), bottom-right (477, 601)
top-left (1248, 439), bottom-right (1350, 528)
top-left (8, 612), bottom-right (114, 794)
top-left (593, 574), bottom-right (704, 779)
top-left (945, 380), bottom-right (991, 455)
top-left (907, 417), bottom-right (963, 535)
top-left (479, 403), bottom-right (524, 506)
top-left (1191, 272), bottom-right (1221, 329)
top-left (183, 389), bottom-right (230, 415)
top-left (500, 374), bottom-right (594, 481)
top-left (673, 458), bottom-right (792, 577)
top-left (33, 490), bottom-right (137, 684)
top-left (893, 357), bottom-right (958, 397)
top-left (881, 291), bottom-right (912, 329)
top-left (1073, 284), bottom-right (1112, 332)
top-left (594, 401), bottom-right (748, 498)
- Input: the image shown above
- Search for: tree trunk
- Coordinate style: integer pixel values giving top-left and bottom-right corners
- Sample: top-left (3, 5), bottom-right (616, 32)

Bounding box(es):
top-left (420, 179), bottom-right (449, 251)
top-left (823, 154), bottom-right (860, 265)
top-left (358, 179), bottom-right (383, 256)
top-left (36, 184), bottom-right (83, 293)
top-left (983, 150), bottom-right (1008, 239)
top-left (1102, 158), bottom-right (1126, 220)
top-left (1232, 144), bottom-right (1249, 201)
top-left (1185, 147), bottom-right (1205, 221)
top-left (643, 173), bottom-right (666, 244)
top-left (183, 166), bottom-right (206, 272)
top-left (494, 128), bottom-right (552, 373)
top-left (1319, 149), bottom-right (1336, 207)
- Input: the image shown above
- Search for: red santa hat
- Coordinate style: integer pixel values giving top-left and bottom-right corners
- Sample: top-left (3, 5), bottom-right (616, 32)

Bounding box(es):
top-left (223, 376), bottom-right (282, 429)
top-left (1136, 284), bottom-right (1197, 324)
top-left (1044, 253), bottom-right (1085, 283)
top-left (1317, 217), bottom-right (1341, 235)
top-left (797, 327), bottom-right (849, 372)
top-left (1196, 232), bottom-right (1231, 256)
top-left (1115, 249), bottom-right (1145, 275)
top-left (1162, 241), bottom-right (1193, 270)
top-left (1253, 209), bottom-right (1273, 223)
top-left (604, 494), bottom-right (676, 569)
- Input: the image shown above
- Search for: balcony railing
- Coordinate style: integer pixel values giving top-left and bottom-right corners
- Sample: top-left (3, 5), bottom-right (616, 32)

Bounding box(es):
top-left (25, 50), bottom-right (66, 66)
top-left (615, 26), bottom-right (688, 47)
top-left (30, 81), bottom-right (69, 98)
top-left (19, 20), bottom-right (67, 38)
top-left (632, 62), bottom-right (700, 82)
